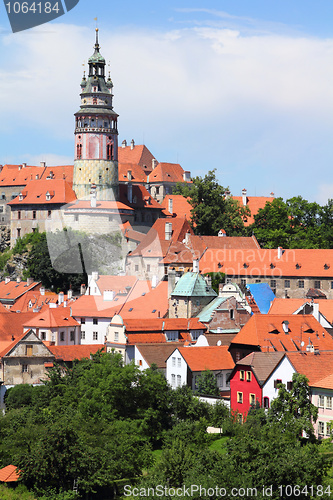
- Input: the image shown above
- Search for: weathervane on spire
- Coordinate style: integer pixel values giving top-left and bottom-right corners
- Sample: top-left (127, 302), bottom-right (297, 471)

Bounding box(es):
top-left (94, 17), bottom-right (99, 50)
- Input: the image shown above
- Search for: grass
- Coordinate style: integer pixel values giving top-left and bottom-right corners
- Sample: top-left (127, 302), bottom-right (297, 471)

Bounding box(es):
top-left (209, 435), bottom-right (230, 454)
top-left (0, 483), bottom-right (36, 499)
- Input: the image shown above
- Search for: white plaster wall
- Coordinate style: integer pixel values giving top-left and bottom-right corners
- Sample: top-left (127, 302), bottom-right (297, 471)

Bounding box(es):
top-left (263, 356), bottom-right (296, 407)
top-left (75, 316), bottom-right (110, 344)
top-left (166, 349), bottom-right (187, 388)
top-left (134, 346), bottom-right (150, 371)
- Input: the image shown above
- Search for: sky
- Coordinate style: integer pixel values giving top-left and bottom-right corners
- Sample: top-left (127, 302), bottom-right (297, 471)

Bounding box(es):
top-left (0, 0), bottom-right (332, 203)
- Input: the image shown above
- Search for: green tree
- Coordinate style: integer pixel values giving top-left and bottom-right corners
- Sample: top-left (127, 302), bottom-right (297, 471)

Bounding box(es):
top-left (268, 372), bottom-right (318, 439)
top-left (196, 370), bottom-right (219, 397)
top-left (174, 169), bottom-right (249, 235)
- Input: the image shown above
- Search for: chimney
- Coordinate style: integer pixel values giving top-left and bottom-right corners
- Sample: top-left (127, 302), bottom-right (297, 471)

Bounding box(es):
top-left (277, 247), bottom-right (283, 259)
top-left (90, 184), bottom-right (97, 208)
top-left (127, 169), bottom-right (132, 181)
top-left (183, 171), bottom-right (191, 182)
top-left (18, 165), bottom-right (22, 171)
top-left (122, 140), bottom-right (127, 148)
top-left (242, 188), bottom-right (247, 206)
top-left (63, 300), bottom-right (67, 307)
top-left (152, 158), bottom-right (158, 170)
top-left (282, 320), bottom-right (289, 334)
top-left (270, 192), bottom-right (274, 197)
top-left (27, 278), bottom-right (33, 286)
top-left (67, 289), bottom-right (73, 300)
top-left (312, 303), bottom-right (320, 322)
top-left (80, 284), bottom-right (86, 295)
top-left (22, 163), bottom-right (26, 168)
top-left (40, 161), bottom-right (46, 168)
top-left (165, 222), bottom-right (172, 240)
top-left (205, 275), bottom-right (212, 287)
top-left (40, 287), bottom-right (45, 296)
top-left (127, 183), bottom-right (133, 203)
top-left (193, 259), bottom-right (199, 273)
top-left (130, 139), bottom-right (135, 150)
top-left (58, 292), bottom-right (64, 305)
top-left (152, 275), bottom-right (158, 288)
top-left (168, 268), bottom-right (176, 298)
top-left (103, 290), bottom-right (115, 301)
top-left (168, 197), bottom-right (173, 214)
top-left (184, 231), bottom-right (191, 245)
top-left (16, 277), bottom-right (21, 283)
top-left (224, 189), bottom-right (231, 199)
top-left (5, 277), bottom-right (10, 284)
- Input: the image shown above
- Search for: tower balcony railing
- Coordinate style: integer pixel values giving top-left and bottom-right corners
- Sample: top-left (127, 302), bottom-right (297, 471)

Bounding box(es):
top-left (75, 127), bottom-right (118, 134)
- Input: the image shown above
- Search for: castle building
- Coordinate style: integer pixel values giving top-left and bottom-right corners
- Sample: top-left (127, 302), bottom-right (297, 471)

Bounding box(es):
top-left (73, 29), bottom-right (119, 201)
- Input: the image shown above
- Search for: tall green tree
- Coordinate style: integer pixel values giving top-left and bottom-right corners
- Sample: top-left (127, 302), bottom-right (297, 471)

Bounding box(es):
top-left (196, 370), bottom-right (220, 397)
top-left (174, 169), bottom-right (249, 235)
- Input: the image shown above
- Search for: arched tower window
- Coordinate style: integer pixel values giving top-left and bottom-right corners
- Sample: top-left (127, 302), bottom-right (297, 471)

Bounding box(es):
top-left (76, 144), bottom-right (82, 159)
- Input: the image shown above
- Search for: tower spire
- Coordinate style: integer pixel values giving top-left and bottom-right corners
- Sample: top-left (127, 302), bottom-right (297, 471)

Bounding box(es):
top-left (95, 27), bottom-right (99, 51)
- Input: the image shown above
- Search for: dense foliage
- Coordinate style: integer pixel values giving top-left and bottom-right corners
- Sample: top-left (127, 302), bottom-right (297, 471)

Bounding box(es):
top-left (174, 169), bottom-right (249, 235)
top-left (1, 357), bottom-right (332, 499)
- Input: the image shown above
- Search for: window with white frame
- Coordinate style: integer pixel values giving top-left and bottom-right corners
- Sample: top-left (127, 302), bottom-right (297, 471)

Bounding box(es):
top-left (81, 331), bottom-right (85, 340)
top-left (93, 331), bottom-right (98, 341)
top-left (177, 375), bottom-right (181, 387)
top-left (171, 374), bottom-right (176, 387)
top-left (318, 395), bottom-right (325, 408)
top-left (318, 421), bottom-right (325, 435)
top-left (166, 331), bottom-right (178, 342)
top-left (172, 356), bottom-right (176, 367)
top-left (177, 357), bottom-right (181, 368)
top-left (326, 396), bottom-right (332, 409)
top-left (216, 373), bottom-right (223, 388)
top-left (114, 332), bottom-right (119, 342)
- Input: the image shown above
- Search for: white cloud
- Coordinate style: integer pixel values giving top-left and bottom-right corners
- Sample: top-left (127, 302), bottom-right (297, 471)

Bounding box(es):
top-left (0, 21), bottom-right (332, 200)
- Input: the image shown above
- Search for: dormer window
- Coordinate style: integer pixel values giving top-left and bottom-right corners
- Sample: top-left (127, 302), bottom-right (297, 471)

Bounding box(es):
top-left (296, 263), bottom-right (301, 269)
top-left (46, 191), bottom-right (54, 201)
top-left (324, 264), bottom-right (330, 270)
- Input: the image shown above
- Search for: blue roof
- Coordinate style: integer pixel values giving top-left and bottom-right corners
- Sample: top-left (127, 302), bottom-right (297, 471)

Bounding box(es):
top-left (246, 283), bottom-right (275, 314)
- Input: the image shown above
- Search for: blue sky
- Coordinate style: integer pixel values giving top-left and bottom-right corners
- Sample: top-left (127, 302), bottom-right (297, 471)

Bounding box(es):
top-left (0, 1), bottom-right (332, 203)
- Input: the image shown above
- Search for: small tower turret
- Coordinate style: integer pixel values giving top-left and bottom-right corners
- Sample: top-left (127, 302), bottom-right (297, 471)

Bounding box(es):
top-left (73, 29), bottom-right (119, 201)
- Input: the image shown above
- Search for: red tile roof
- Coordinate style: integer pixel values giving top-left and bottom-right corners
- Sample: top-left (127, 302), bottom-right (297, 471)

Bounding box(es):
top-left (118, 144), bottom-right (156, 172)
top-left (0, 311), bottom-right (37, 341)
top-left (129, 218), bottom-right (193, 258)
top-left (8, 179), bottom-right (76, 206)
top-left (200, 247), bottom-right (333, 277)
top-left (23, 307), bottom-right (79, 328)
top-left (161, 195), bottom-right (192, 219)
top-left (148, 163), bottom-right (190, 184)
top-left (311, 373), bottom-right (333, 390)
top-left (91, 275), bottom-right (137, 295)
top-left (231, 314), bottom-right (333, 352)
top-left (118, 163), bottom-right (147, 183)
top-left (177, 345), bottom-right (234, 371)
top-left (0, 164), bottom-right (74, 186)
top-left (269, 298), bottom-right (333, 324)
top-left (0, 465), bottom-right (20, 482)
top-left (232, 196), bottom-right (275, 226)
top-left (12, 290), bottom-right (62, 312)
top-left (119, 184), bottom-right (162, 210)
top-left (0, 280), bottom-right (41, 302)
top-left (286, 352), bottom-right (333, 385)
top-left (48, 344), bottom-right (105, 361)
top-left (127, 333), bottom-right (167, 344)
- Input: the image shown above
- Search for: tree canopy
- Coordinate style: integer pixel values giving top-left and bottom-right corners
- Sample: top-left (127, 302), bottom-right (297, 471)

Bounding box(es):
top-left (174, 169), bottom-right (249, 235)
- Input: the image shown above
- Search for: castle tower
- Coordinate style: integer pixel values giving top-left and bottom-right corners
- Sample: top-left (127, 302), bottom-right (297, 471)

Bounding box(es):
top-left (73, 29), bottom-right (119, 200)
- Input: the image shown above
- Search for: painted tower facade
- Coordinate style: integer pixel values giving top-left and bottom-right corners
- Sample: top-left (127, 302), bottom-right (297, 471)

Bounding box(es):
top-left (73, 29), bottom-right (119, 200)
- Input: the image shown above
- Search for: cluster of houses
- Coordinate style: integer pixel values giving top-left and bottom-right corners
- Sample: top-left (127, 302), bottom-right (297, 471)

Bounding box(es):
top-left (1, 224), bottom-right (333, 440)
top-left (1, 30), bottom-right (333, 441)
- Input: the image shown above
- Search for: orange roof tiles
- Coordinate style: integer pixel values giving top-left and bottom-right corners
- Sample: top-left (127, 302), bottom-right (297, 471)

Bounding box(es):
top-left (12, 290), bottom-right (61, 312)
top-left (286, 352), bottom-right (333, 386)
top-left (8, 179), bottom-right (76, 206)
top-left (124, 317), bottom-right (205, 332)
top-left (118, 144), bottom-right (156, 171)
top-left (41, 166), bottom-right (73, 184)
top-left (0, 165), bottom-right (74, 186)
top-left (161, 195), bottom-right (192, 219)
top-left (232, 196), bottom-right (274, 226)
top-left (0, 279), bottom-right (41, 302)
top-left (177, 345), bottom-right (234, 371)
top-left (0, 465), bottom-right (20, 482)
top-left (119, 184), bottom-right (162, 210)
top-left (269, 298), bottom-right (333, 324)
top-left (311, 373), bottom-right (333, 390)
top-left (199, 247), bottom-right (333, 278)
top-left (24, 307), bottom-right (79, 329)
top-left (130, 218), bottom-right (193, 258)
top-left (92, 275), bottom-right (137, 295)
top-left (118, 163), bottom-right (147, 183)
top-left (0, 311), bottom-right (37, 341)
top-left (231, 314), bottom-right (333, 352)
top-left (149, 163), bottom-right (190, 184)
top-left (48, 344), bottom-right (105, 361)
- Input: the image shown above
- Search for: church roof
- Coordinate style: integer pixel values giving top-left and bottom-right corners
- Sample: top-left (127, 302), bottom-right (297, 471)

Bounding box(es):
top-left (171, 272), bottom-right (217, 298)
